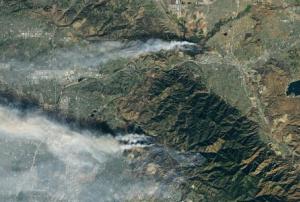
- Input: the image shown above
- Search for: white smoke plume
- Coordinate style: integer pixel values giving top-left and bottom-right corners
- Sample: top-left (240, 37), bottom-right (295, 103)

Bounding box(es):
top-left (47, 39), bottom-right (195, 69)
top-left (5, 39), bottom-right (195, 71)
top-left (0, 39), bottom-right (203, 201)
top-left (0, 39), bottom-right (196, 85)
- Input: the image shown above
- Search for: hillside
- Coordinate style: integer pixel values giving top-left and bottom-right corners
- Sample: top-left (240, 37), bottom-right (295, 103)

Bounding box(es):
top-left (0, 0), bottom-right (299, 201)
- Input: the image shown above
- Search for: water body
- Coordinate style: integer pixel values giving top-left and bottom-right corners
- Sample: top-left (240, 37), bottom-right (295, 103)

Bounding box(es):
top-left (286, 80), bottom-right (300, 96)
top-left (0, 105), bottom-right (205, 202)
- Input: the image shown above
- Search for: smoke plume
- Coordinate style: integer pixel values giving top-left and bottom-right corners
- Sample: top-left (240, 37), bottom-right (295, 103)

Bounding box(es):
top-left (0, 105), bottom-right (206, 201)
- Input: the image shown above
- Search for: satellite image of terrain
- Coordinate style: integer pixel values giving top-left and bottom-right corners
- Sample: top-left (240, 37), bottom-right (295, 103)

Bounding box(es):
top-left (0, 0), bottom-right (299, 201)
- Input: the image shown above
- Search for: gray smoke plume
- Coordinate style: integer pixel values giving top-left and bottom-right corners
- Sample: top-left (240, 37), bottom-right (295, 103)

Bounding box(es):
top-left (0, 105), bottom-right (205, 202)
top-left (0, 39), bottom-right (205, 201)
top-left (0, 105), bottom-right (156, 201)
